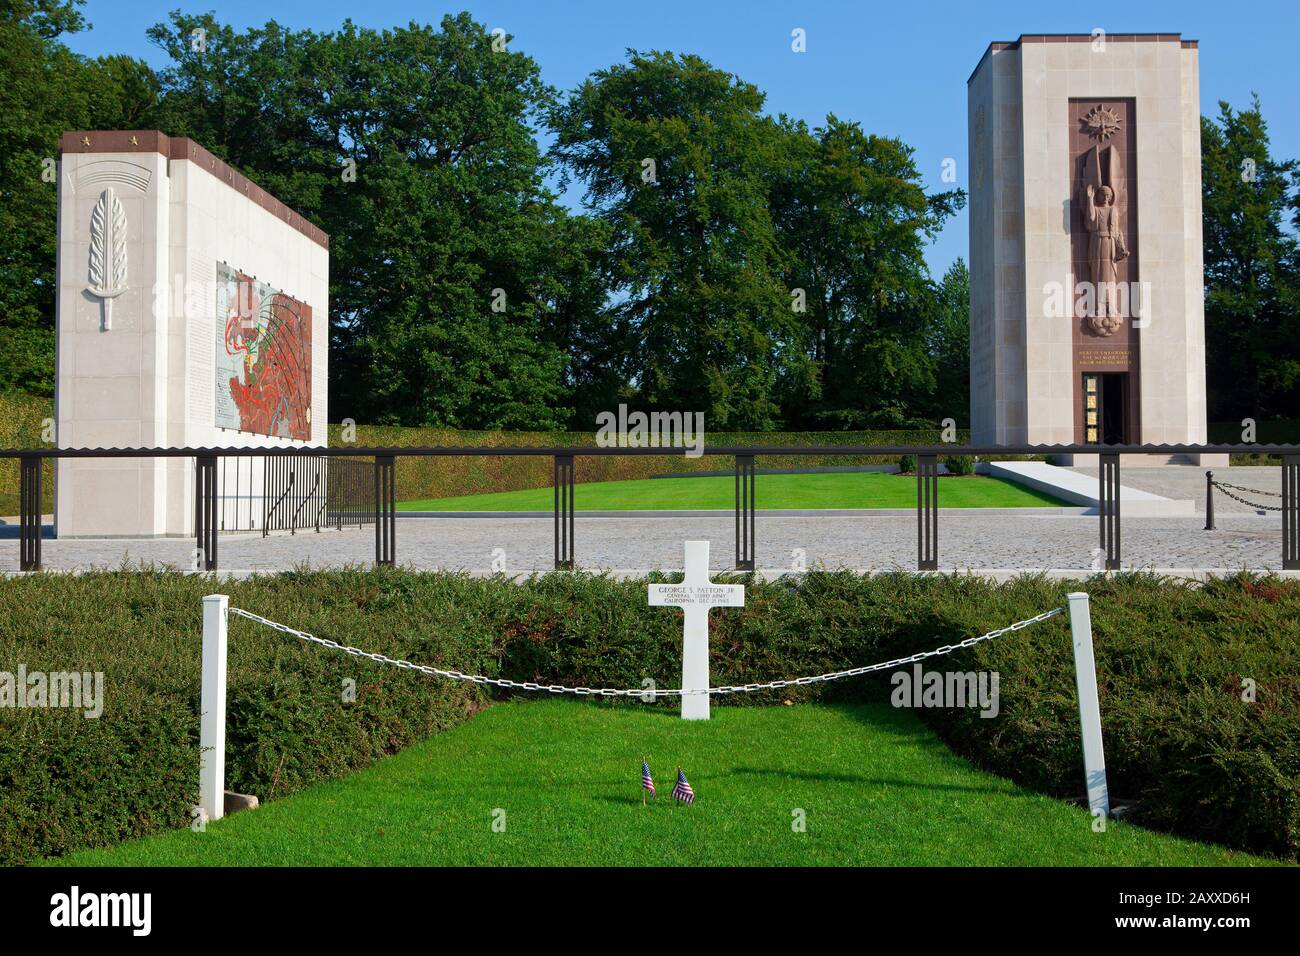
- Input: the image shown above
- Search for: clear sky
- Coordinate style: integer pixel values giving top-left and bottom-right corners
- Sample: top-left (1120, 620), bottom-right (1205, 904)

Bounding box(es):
top-left (61, 0), bottom-right (1300, 276)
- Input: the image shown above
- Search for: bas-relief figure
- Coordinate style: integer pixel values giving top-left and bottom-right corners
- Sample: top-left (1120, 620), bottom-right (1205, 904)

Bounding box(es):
top-left (1077, 105), bottom-right (1130, 337)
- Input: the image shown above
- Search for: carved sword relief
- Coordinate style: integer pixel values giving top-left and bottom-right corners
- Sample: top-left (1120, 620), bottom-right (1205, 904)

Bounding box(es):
top-left (88, 187), bottom-right (127, 330)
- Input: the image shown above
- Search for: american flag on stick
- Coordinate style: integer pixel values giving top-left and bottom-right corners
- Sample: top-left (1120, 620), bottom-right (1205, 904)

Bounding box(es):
top-left (672, 767), bottom-right (695, 804)
top-left (641, 758), bottom-right (656, 801)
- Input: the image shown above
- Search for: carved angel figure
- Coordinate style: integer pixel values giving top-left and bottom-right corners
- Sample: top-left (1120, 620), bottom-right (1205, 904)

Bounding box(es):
top-left (1082, 183), bottom-right (1128, 336)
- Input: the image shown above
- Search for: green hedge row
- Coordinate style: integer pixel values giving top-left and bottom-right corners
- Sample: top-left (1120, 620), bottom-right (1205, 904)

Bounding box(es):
top-left (0, 396), bottom-right (955, 507)
top-left (2, 569), bottom-right (1296, 863)
top-left (0, 392), bottom-right (53, 514)
top-left (0, 570), bottom-right (492, 864)
top-left (326, 424), bottom-right (968, 501)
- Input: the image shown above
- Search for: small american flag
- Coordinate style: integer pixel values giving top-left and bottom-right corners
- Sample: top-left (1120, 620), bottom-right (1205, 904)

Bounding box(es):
top-left (641, 759), bottom-right (656, 798)
top-left (672, 768), bottom-right (695, 804)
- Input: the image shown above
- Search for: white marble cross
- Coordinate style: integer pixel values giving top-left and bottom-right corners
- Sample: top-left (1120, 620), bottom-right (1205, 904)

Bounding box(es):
top-left (648, 540), bottom-right (745, 720)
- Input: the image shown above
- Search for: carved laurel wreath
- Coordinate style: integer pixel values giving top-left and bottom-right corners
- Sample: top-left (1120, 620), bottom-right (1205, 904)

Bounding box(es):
top-left (1082, 105), bottom-right (1122, 141)
top-left (89, 187), bottom-right (128, 297)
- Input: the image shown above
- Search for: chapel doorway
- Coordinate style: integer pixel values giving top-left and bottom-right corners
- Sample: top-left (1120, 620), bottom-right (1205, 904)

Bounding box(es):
top-left (1083, 372), bottom-right (1129, 445)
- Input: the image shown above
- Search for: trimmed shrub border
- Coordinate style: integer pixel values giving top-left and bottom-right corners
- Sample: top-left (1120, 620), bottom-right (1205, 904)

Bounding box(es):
top-left (1, 568), bottom-right (1297, 864)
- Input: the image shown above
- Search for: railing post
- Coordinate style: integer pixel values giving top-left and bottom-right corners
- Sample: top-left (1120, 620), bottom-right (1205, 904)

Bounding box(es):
top-left (1066, 592), bottom-right (1110, 823)
top-left (1098, 453), bottom-right (1120, 571)
top-left (195, 454), bottom-right (218, 571)
top-left (553, 454), bottom-right (574, 570)
top-left (19, 454), bottom-right (42, 571)
top-left (1204, 470), bottom-right (1216, 531)
top-left (1283, 455), bottom-right (1299, 571)
top-left (199, 593), bottom-right (229, 823)
top-left (917, 454), bottom-right (938, 571)
top-left (374, 455), bottom-right (395, 566)
top-left (734, 454), bottom-right (755, 571)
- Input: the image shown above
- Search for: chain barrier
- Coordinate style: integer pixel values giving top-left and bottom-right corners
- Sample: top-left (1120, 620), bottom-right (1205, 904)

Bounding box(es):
top-left (1210, 479), bottom-right (1283, 512)
top-left (227, 605), bottom-right (1065, 698)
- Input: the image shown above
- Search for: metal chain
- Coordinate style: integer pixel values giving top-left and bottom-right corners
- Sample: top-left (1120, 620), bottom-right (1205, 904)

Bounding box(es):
top-left (1210, 480), bottom-right (1283, 512)
top-left (226, 605), bottom-right (1064, 698)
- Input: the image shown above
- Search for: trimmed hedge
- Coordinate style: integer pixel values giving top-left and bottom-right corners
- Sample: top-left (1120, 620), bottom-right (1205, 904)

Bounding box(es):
top-left (0, 403), bottom-right (956, 507)
top-left (0, 570), bottom-right (492, 864)
top-left (2, 569), bottom-right (1297, 864)
top-left (327, 425), bottom-right (969, 502)
top-left (0, 392), bottom-right (53, 514)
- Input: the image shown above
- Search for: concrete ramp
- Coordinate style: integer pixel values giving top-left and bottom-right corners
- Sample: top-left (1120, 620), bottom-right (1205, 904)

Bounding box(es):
top-left (978, 461), bottom-right (1196, 516)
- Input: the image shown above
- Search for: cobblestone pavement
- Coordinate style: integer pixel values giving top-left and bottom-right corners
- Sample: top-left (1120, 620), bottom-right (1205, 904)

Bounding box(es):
top-left (1072, 466), bottom-right (1282, 514)
top-left (1, 511), bottom-right (1284, 573)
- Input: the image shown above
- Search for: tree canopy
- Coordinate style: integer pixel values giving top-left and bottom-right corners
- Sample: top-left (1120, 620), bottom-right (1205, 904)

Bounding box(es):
top-left (2, 5), bottom-right (1295, 432)
top-left (1200, 97), bottom-right (1300, 423)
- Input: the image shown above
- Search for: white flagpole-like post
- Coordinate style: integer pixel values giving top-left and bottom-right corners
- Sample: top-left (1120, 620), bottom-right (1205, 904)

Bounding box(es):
top-left (200, 594), bottom-right (229, 823)
top-left (1066, 592), bottom-right (1110, 821)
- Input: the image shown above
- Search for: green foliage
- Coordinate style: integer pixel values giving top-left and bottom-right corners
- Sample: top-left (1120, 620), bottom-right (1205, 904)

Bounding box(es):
top-left (326, 423), bottom-right (965, 501)
top-left (898, 453), bottom-right (917, 474)
top-left (550, 51), bottom-right (795, 429)
top-left (54, 700), bottom-right (1270, 867)
top-left (1201, 98), bottom-right (1300, 422)
top-left (769, 118), bottom-right (966, 428)
top-left (942, 454), bottom-right (976, 476)
top-left (0, 1), bottom-right (158, 396)
top-left (6, 569), bottom-right (1295, 863)
top-left (398, 471), bottom-right (1065, 511)
top-left (146, 12), bottom-right (597, 430)
top-left (0, 391), bottom-right (53, 513)
top-left (550, 54), bottom-right (965, 430)
top-left (0, 568), bottom-right (494, 864)
top-left (929, 259), bottom-right (970, 421)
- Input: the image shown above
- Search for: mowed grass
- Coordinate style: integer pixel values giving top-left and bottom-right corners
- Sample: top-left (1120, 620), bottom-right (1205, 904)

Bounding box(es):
top-left (398, 472), bottom-right (1068, 512)
top-left (50, 700), bottom-right (1273, 867)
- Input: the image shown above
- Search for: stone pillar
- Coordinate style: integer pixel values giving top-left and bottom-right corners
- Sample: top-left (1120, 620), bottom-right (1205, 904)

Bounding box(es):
top-left (967, 35), bottom-right (1218, 464)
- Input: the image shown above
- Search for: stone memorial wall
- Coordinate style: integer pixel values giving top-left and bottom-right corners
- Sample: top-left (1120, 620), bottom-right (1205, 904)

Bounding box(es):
top-left (54, 131), bottom-right (329, 536)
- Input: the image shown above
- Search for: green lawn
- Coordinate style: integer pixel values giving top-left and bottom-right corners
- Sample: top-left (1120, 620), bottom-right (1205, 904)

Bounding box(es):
top-left (399, 471), bottom-right (1069, 511)
top-left (50, 700), bottom-right (1273, 866)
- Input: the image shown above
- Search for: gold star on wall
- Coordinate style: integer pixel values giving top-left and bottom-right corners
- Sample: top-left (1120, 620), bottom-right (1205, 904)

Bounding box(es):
top-left (80, 136), bottom-right (91, 147)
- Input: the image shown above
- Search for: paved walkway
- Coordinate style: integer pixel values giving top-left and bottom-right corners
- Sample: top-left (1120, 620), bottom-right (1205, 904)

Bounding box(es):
top-left (0, 511), bottom-right (1284, 573)
top-left (1071, 466), bottom-right (1281, 514)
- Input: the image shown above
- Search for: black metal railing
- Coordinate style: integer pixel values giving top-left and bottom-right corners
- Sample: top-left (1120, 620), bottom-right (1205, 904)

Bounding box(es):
top-left (18, 455), bottom-right (41, 572)
top-left (917, 454), bottom-right (939, 571)
top-left (259, 454), bottom-right (375, 535)
top-left (6, 443), bottom-right (1299, 573)
top-left (553, 454), bottom-right (575, 570)
top-left (735, 454), bottom-right (755, 571)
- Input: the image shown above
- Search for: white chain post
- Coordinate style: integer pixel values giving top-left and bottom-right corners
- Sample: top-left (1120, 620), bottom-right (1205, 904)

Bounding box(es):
top-left (200, 594), bottom-right (229, 823)
top-left (1066, 592), bottom-right (1110, 821)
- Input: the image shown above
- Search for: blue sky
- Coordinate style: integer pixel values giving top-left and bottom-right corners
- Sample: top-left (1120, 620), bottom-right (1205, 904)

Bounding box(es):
top-left (62, 0), bottom-right (1300, 276)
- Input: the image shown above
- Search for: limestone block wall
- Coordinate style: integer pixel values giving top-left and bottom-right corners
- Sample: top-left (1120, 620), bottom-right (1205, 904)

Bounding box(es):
top-left (54, 131), bottom-right (329, 537)
top-left (968, 44), bottom-right (1027, 444)
top-left (968, 35), bottom-right (1208, 449)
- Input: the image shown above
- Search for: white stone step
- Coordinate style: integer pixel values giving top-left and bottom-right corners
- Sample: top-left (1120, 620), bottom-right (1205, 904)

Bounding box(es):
top-left (977, 461), bottom-right (1196, 516)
